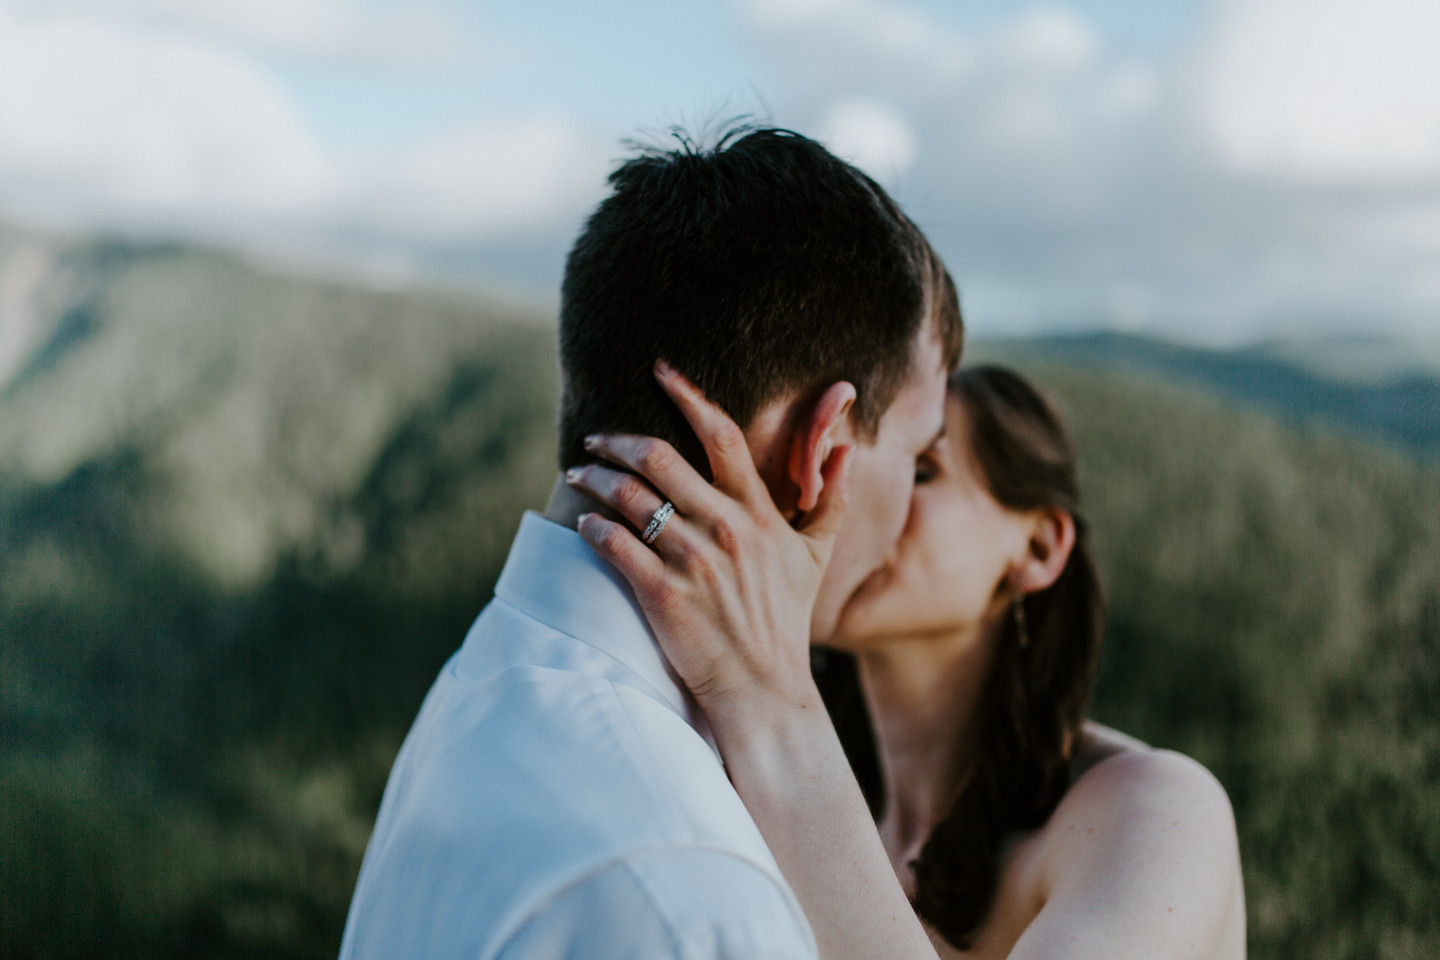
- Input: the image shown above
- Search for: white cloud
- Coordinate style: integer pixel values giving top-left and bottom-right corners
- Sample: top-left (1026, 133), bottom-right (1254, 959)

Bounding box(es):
top-left (1202, 0), bottom-right (1440, 184)
top-left (738, 0), bottom-right (975, 93)
top-left (740, 0), bottom-right (1440, 339)
top-left (991, 5), bottom-right (1098, 73)
top-left (2, 0), bottom-right (1435, 337)
top-left (0, 5), bottom-right (335, 215)
top-left (1104, 282), bottom-right (1152, 332)
top-left (742, 1), bottom-right (1154, 155)
top-left (11, 0), bottom-right (463, 62)
top-left (0, 2), bottom-right (607, 252)
top-left (819, 99), bottom-right (916, 182)
top-left (1098, 63), bottom-right (1161, 116)
top-left (359, 117), bottom-right (611, 240)
top-left (741, 0), bottom-right (1162, 228)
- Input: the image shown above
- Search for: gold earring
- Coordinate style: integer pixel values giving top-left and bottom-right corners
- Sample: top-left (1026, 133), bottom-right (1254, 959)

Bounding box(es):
top-left (1012, 590), bottom-right (1030, 650)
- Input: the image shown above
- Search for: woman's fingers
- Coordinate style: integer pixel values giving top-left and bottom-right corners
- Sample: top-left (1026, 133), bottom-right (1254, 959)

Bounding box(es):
top-left (582, 432), bottom-right (719, 517)
top-left (568, 463), bottom-right (705, 565)
top-left (566, 463), bottom-right (667, 535)
top-left (654, 360), bottom-right (769, 506)
top-left (576, 513), bottom-right (670, 607)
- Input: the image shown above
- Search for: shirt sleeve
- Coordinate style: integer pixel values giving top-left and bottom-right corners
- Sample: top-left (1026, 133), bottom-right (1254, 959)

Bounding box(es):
top-left (493, 847), bottom-right (818, 960)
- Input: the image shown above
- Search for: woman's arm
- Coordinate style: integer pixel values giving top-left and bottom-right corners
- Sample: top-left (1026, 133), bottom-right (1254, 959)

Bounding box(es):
top-left (567, 362), bottom-right (939, 960)
top-left (707, 686), bottom-right (939, 960)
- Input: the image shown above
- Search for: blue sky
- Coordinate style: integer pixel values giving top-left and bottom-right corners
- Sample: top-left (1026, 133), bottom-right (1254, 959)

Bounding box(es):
top-left (276, 1), bottom-right (1201, 145)
top-left (0, 0), bottom-right (1436, 342)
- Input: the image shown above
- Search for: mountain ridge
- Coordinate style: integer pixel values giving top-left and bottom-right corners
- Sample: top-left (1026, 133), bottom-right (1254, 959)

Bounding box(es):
top-left (1, 225), bottom-right (1436, 960)
top-left (972, 331), bottom-right (1440, 462)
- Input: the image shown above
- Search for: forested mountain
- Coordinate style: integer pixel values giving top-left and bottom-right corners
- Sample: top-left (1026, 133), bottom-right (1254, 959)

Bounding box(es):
top-left (973, 332), bottom-right (1440, 461)
top-left (1, 224), bottom-right (1436, 959)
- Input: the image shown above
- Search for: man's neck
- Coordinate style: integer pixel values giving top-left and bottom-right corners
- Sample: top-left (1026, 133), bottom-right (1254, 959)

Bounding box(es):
top-left (543, 474), bottom-right (599, 529)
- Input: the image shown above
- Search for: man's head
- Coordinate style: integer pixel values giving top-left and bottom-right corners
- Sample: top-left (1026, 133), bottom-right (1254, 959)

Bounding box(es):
top-left (559, 125), bottom-right (963, 638)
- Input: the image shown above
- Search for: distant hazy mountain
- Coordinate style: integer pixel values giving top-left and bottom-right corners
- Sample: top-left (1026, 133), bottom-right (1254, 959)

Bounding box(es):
top-left (2, 224), bottom-right (1436, 960)
top-left (8, 216), bottom-right (1434, 465)
top-left (0, 220), bottom-right (559, 593)
top-left (972, 332), bottom-right (1440, 462)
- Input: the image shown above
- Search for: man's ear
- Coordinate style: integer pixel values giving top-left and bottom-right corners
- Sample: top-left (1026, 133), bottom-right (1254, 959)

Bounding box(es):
top-left (787, 381), bottom-right (857, 513)
top-left (1012, 508), bottom-right (1077, 595)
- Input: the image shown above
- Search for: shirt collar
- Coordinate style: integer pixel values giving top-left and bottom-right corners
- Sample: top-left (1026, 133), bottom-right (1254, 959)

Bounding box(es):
top-left (494, 512), bottom-right (716, 750)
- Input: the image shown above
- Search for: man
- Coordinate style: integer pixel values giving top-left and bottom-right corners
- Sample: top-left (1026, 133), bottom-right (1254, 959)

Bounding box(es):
top-left (340, 126), bottom-right (963, 959)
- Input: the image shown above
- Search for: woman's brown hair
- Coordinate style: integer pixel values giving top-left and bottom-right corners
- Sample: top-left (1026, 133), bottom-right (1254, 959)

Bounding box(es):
top-left (813, 364), bottom-right (1106, 949)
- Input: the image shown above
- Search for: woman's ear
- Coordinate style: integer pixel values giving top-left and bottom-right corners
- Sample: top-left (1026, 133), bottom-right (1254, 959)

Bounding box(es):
top-left (1013, 508), bottom-right (1076, 595)
top-left (788, 381), bottom-right (857, 513)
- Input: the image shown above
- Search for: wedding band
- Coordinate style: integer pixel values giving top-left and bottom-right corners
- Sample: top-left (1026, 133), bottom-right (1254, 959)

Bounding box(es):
top-left (641, 501), bottom-right (676, 545)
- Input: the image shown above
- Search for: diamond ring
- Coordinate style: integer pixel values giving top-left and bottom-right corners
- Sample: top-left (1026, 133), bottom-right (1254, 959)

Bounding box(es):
top-left (641, 501), bottom-right (676, 546)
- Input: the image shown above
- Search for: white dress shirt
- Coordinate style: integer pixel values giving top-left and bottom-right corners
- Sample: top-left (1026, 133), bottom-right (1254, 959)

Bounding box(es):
top-left (340, 512), bottom-right (818, 960)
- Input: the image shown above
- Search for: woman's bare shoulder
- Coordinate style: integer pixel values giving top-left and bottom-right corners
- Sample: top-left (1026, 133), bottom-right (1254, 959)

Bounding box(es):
top-left (1067, 720), bottom-right (1151, 784)
top-left (1061, 722), bottom-right (1236, 838)
top-left (1038, 722), bottom-right (1242, 914)
top-left (1021, 726), bottom-right (1247, 958)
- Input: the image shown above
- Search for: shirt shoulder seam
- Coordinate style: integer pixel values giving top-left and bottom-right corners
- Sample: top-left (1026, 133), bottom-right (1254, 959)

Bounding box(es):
top-left (476, 599), bottom-right (685, 713)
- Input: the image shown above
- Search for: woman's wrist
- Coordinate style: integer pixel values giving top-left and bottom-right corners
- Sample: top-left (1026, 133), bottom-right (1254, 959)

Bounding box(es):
top-left (702, 677), bottom-right (940, 960)
top-left (702, 676), bottom-right (835, 776)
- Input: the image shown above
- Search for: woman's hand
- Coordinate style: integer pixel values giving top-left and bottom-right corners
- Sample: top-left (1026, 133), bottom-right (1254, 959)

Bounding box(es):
top-left (568, 360), bottom-right (938, 960)
top-left (565, 359), bottom-right (852, 729)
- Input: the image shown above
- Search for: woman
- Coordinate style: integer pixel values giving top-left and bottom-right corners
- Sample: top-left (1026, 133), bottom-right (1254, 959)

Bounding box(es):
top-left (567, 364), bottom-right (1246, 959)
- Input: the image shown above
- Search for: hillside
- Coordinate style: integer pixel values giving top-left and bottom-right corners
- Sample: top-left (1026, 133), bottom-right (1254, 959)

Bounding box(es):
top-left (1, 227), bottom-right (561, 958)
top-left (1, 228), bottom-right (1437, 959)
top-left (972, 332), bottom-right (1440, 462)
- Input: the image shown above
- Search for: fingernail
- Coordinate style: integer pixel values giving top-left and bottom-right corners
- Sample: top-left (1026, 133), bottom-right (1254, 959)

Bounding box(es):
top-left (565, 466), bottom-right (583, 483)
top-left (577, 512), bottom-right (594, 527)
top-left (583, 434), bottom-right (598, 449)
top-left (655, 358), bottom-right (674, 377)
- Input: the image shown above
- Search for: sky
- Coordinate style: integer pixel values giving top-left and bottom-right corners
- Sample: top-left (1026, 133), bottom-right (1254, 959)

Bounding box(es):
top-left (0, 0), bottom-right (1437, 342)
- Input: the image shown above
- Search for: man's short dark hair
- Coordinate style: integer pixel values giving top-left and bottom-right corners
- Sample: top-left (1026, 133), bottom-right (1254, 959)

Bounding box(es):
top-left (558, 125), bottom-right (963, 471)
